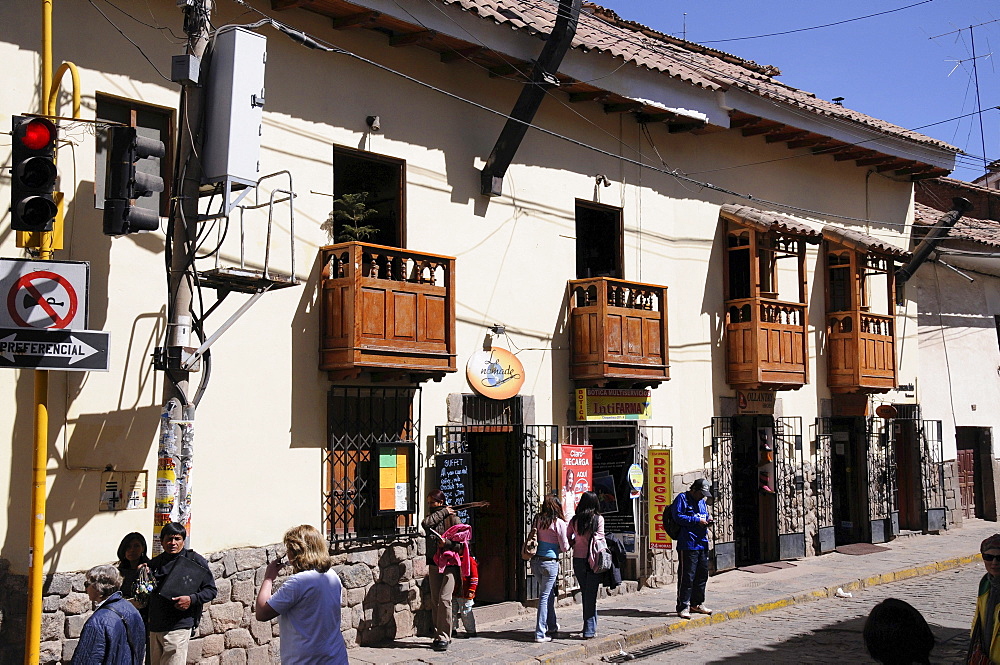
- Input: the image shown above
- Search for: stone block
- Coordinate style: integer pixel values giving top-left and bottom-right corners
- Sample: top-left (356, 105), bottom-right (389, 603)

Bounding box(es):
top-left (351, 605), bottom-right (363, 629)
top-left (330, 552), bottom-right (349, 566)
top-left (347, 549), bottom-right (380, 568)
top-left (340, 563), bottom-right (374, 589)
top-left (346, 587), bottom-right (366, 606)
top-left (223, 551), bottom-right (238, 577)
top-left (38, 640), bottom-right (60, 663)
top-left (42, 594), bottom-right (62, 612)
top-left (65, 613), bottom-right (90, 638)
top-left (41, 611), bottom-right (65, 641)
top-left (413, 558), bottom-right (428, 579)
top-left (199, 658), bottom-right (220, 665)
top-left (71, 574), bottom-right (87, 593)
top-left (186, 638), bottom-right (203, 662)
top-left (210, 602), bottom-right (245, 633)
top-left (214, 577), bottom-right (232, 603)
top-left (374, 602), bottom-right (393, 626)
top-left (392, 608), bottom-right (414, 639)
top-left (61, 592), bottom-right (92, 615)
top-left (235, 548), bottom-right (267, 572)
top-left (61, 639), bottom-right (78, 662)
top-left (220, 648), bottom-right (248, 665)
top-left (43, 574), bottom-right (72, 597)
top-left (380, 564), bottom-right (402, 585)
top-left (371, 583), bottom-right (392, 604)
top-left (399, 559), bottom-right (414, 581)
top-left (250, 617), bottom-right (273, 645)
top-left (209, 560), bottom-right (225, 580)
top-left (384, 545), bottom-right (409, 564)
top-left (225, 627), bottom-right (255, 649)
top-left (247, 645), bottom-right (270, 665)
top-left (232, 579), bottom-right (255, 605)
top-left (201, 633), bottom-right (226, 657)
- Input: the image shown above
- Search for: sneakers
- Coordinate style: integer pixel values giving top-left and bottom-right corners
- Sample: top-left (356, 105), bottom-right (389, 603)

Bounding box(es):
top-left (432, 640), bottom-right (450, 652)
top-left (546, 623), bottom-right (560, 636)
top-left (535, 636), bottom-right (553, 643)
top-left (678, 608), bottom-right (691, 619)
top-left (691, 605), bottom-right (713, 615)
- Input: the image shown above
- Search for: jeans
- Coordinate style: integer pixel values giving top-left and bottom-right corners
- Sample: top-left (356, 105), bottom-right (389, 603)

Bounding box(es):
top-left (451, 597), bottom-right (477, 634)
top-left (572, 557), bottom-right (599, 637)
top-left (675, 548), bottom-right (709, 612)
top-left (530, 557), bottom-right (560, 639)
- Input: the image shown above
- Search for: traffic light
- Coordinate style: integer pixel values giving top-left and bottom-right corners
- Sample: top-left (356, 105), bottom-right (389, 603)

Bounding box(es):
top-left (10, 115), bottom-right (58, 232)
top-left (103, 126), bottom-right (165, 235)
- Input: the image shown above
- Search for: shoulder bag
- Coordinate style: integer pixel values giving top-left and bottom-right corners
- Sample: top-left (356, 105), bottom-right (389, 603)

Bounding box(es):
top-left (520, 518), bottom-right (539, 561)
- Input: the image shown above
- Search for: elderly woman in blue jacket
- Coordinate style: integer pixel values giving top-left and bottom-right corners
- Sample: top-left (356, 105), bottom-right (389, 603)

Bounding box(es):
top-left (671, 478), bottom-right (714, 620)
top-left (73, 564), bottom-right (146, 664)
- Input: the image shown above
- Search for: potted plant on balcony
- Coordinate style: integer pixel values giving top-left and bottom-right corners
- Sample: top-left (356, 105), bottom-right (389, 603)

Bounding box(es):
top-left (320, 191), bottom-right (380, 243)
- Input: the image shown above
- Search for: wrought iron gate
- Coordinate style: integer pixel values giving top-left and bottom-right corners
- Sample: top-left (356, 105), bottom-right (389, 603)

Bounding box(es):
top-left (813, 418), bottom-right (836, 553)
top-left (919, 419), bottom-right (946, 531)
top-left (710, 417), bottom-right (735, 572)
top-left (867, 416), bottom-right (897, 543)
top-left (433, 423), bottom-right (556, 602)
top-left (774, 417), bottom-right (806, 559)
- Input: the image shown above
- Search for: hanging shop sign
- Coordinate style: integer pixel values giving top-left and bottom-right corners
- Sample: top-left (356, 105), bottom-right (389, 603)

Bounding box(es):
top-left (736, 389), bottom-right (776, 415)
top-left (648, 449), bottom-right (673, 550)
top-left (628, 463), bottom-right (644, 499)
top-left (466, 346), bottom-right (525, 400)
top-left (560, 444), bottom-right (593, 516)
top-left (575, 388), bottom-right (651, 421)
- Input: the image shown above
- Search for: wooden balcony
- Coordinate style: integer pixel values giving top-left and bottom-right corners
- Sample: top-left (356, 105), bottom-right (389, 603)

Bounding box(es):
top-left (568, 278), bottom-right (669, 387)
top-left (827, 311), bottom-right (896, 393)
top-left (320, 242), bottom-right (456, 381)
top-left (725, 297), bottom-right (807, 390)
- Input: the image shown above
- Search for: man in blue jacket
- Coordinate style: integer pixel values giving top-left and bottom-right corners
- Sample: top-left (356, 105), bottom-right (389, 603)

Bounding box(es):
top-left (672, 478), bottom-right (713, 620)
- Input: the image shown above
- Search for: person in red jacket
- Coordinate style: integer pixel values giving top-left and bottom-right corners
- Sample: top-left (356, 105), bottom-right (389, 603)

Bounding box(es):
top-left (451, 555), bottom-right (478, 638)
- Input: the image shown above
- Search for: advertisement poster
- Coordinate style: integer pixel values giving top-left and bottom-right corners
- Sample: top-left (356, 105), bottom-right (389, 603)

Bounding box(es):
top-left (592, 446), bottom-right (635, 534)
top-left (648, 449), bottom-right (673, 549)
top-left (593, 474), bottom-right (619, 514)
top-left (561, 444), bottom-right (592, 516)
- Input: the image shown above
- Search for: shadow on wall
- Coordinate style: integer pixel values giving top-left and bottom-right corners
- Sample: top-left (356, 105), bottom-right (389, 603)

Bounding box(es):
top-left (288, 250), bottom-right (328, 450)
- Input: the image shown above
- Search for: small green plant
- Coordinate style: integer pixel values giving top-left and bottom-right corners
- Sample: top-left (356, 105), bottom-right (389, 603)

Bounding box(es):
top-left (321, 192), bottom-right (380, 243)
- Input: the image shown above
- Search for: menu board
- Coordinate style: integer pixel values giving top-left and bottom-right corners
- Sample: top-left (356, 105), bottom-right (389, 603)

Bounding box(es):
top-left (376, 443), bottom-right (413, 513)
top-left (438, 454), bottom-right (471, 522)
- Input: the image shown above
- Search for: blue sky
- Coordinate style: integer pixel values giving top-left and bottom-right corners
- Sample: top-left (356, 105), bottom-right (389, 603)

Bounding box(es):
top-left (594, 0), bottom-right (999, 182)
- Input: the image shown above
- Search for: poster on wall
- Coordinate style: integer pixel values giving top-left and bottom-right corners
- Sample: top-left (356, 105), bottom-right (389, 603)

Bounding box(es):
top-left (561, 444), bottom-right (592, 516)
top-left (592, 446), bottom-right (635, 534)
top-left (648, 448), bottom-right (673, 549)
top-left (593, 474), bottom-right (619, 514)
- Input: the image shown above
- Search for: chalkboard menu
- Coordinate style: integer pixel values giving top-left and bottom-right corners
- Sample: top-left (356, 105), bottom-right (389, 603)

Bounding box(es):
top-left (438, 454), bottom-right (471, 523)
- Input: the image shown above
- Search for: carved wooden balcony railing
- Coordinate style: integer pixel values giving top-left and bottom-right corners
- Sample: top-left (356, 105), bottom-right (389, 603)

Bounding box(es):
top-left (568, 278), bottom-right (669, 387)
top-left (827, 311), bottom-right (896, 393)
top-left (320, 242), bottom-right (456, 380)
top-left (725, 296), bottom-right (807, 390)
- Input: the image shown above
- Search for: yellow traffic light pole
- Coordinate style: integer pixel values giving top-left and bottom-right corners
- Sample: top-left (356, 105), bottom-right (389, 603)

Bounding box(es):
top-left (24, 1), bottom-right (79, 662)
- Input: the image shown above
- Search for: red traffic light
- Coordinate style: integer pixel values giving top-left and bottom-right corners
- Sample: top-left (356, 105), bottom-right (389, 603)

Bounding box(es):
top-left (17, 118), bottom-right (56, 151)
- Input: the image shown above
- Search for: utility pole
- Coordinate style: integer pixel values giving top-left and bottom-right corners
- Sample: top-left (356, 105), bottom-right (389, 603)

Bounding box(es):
top-left (153, 0), bottom-right (213, 553)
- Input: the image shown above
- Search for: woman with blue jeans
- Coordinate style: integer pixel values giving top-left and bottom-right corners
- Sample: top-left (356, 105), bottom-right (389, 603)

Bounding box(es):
top-left (567, 491), bottom-right (604, 639)
top-left (530, 495), bottom-right (570, 643)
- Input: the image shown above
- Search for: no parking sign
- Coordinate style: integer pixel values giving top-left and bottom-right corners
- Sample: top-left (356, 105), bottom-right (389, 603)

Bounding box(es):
top-left (0, 259), bottom-right (89, 330)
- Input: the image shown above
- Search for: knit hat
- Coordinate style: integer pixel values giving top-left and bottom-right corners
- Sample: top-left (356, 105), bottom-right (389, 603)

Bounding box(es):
top-left (980, 533), bottom-right (1000, 552)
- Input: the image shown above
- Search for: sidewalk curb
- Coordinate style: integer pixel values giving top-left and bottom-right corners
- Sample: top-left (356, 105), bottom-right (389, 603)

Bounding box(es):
top-left (533, 552), bottom-right (982, 664)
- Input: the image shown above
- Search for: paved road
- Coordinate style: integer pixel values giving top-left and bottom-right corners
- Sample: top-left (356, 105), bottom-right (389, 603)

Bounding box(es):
top-left (584, 562), bottom-right (983, 664)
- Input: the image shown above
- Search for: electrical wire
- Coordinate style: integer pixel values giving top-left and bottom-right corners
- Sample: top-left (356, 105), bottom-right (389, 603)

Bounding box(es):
top-left (86, 0), bottom-right (173, 81)
top-left (96, 0), bottom-right (187, 41)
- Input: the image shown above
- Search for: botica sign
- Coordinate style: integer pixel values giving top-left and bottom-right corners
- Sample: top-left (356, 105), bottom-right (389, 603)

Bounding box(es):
top-left (466, 346), bottom-right (525, 400)
top-left (576, 388), bottom-right (652, 421)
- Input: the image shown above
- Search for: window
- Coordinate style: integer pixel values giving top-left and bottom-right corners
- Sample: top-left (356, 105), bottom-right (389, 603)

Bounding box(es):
top-left (95, 94), bottom-right (174, 217)
top-left (575, 200), bottom-right (623, 279)
top-left (325, 387), bottom-right (419, 541)
top-left (331, 145), bottom-right (404, 247)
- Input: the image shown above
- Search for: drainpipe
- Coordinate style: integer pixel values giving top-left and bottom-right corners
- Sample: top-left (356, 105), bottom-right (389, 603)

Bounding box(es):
top-left (480, 0), bottom-right (582, 197)
top-left (896, 197), bottom-right (973, 283)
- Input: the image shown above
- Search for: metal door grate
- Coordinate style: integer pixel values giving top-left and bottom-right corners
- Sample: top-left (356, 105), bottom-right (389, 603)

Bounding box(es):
top-left (774, 417), bottom-right (806, 558)
top-left (710, 417), bottom-right (735, 571)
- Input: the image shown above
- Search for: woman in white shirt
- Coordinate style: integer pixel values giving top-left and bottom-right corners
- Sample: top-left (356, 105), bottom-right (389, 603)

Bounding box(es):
top-left (255, 525), bottom-right (348, 664)
top-left (530, 495), bottom-right (570, 642)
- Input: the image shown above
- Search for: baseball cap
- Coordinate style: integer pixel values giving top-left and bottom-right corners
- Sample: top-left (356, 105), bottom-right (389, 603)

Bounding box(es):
top-left (691, 478), bottom-right (712, 497)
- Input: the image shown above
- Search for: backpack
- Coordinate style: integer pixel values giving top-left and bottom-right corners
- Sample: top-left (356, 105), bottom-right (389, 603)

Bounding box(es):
top-left (588, 532), bottom-right (612, 574)
top-left (662, 503), bottom-right (681, 540)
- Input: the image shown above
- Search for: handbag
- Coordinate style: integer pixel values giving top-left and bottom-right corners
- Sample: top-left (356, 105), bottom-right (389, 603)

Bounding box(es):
top-left (588, 532), bottom-right (611, 574)
top-left (132, 567), bottom-right (155, 608)
top-left (520, 519), bottom-right (539, 561)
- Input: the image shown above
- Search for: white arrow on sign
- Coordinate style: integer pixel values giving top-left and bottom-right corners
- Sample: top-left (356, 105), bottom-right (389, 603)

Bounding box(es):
top-left (0, 332), bottom-right (100, 365)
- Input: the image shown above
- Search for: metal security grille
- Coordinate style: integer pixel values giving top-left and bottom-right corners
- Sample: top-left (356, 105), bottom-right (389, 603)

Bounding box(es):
top-left (867, 416), bottom-right (896, 522)
top-left (774, 417), bottom-right (806, 559)
top-left (325, 386), bottom-right (420, 543)
top-left (919, 420), bottom-right (945, 516)
top-left (813, 418), bottom-right (836, 553)
top-left (710, 417), bottom-right (735, 571)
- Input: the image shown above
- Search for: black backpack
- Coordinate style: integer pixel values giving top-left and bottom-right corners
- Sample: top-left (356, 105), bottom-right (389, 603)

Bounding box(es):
top-left (662, 501), bottom-right (681, 540)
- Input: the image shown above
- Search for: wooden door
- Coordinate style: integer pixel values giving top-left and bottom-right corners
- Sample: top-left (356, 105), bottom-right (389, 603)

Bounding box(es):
top-left (957, 447), bottom-right (976, 519)
top-left (470, 432), bottom-right (518, 604)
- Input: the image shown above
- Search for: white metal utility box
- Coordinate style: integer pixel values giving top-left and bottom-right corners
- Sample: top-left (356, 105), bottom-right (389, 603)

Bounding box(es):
top-left (202, 27), bottom-right (266, 186)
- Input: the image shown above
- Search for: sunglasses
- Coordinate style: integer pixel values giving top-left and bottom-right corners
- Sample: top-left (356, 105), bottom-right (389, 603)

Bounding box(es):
top-left (983, 553), bottom-right (1000, 562)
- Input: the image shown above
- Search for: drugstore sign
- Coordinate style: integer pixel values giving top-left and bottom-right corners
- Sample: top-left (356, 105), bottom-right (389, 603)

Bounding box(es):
top-left (575, 388), bottom-right (651, 421)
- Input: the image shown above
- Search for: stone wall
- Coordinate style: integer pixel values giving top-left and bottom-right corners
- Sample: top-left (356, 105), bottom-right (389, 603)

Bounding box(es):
top-left (0, 536), bottom-right (429, 664)
top-left (942, 460), bottom-right (963, 528)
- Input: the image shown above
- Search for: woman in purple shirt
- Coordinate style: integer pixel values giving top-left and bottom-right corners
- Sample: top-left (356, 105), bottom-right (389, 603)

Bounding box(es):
top-left (567, 491), bottom-right (603, 639)
top-left (530, 495), bottom-right (570, 642)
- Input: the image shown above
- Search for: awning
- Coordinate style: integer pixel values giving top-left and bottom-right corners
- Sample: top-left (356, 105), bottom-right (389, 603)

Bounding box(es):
top-left (719, 204), bottom-right (823, 242)
top-left (823, 225), bottom-right (910, 259)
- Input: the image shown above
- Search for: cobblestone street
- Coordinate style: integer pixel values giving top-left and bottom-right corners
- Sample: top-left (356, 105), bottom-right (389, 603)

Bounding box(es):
top-left (582, 561), bottom-right (980, 664)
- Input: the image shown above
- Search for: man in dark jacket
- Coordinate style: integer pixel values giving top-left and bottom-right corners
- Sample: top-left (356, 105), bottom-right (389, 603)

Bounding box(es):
top-left (145, 523), bottom-right (217, 664)
top-left (672, 478), bottom-right (713, 620)
top-left (73, 564), bottom-right (145, 664)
